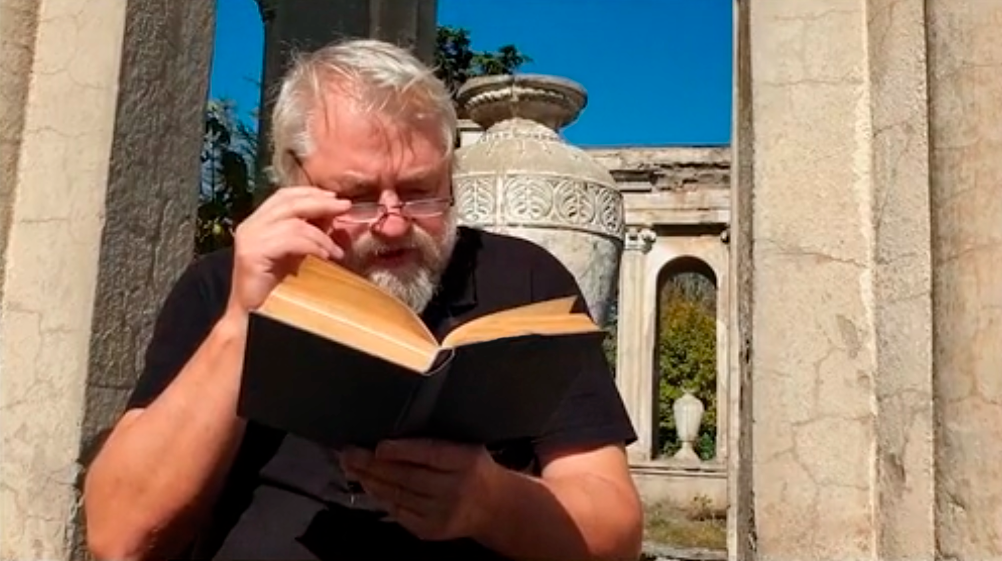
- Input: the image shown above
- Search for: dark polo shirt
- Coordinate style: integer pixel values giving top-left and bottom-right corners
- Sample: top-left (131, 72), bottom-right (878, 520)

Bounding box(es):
top-left (126, 226), bottom-right (635, 560)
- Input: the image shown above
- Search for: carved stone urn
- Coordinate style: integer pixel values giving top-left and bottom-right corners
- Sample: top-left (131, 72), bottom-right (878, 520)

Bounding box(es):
top-left (452, 74), bottom-right (625, 326)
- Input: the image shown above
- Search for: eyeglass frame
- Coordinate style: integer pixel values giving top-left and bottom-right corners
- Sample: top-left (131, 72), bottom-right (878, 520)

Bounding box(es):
top-left (335, 196), bottom-right (455, 224)
top-left (288, 151), bottom-right (454, 224)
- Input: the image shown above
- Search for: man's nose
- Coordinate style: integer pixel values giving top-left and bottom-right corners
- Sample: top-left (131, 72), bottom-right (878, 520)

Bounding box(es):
top-left (372, 209), bottom-right (411, 239)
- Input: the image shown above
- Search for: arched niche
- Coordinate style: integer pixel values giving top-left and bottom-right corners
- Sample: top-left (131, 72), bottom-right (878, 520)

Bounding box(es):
top-left (653, 255), bottom-right (719, 459)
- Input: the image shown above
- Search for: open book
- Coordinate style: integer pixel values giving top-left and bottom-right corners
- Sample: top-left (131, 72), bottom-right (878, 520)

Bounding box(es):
top-left (236, 255), bottom-right (605, 449)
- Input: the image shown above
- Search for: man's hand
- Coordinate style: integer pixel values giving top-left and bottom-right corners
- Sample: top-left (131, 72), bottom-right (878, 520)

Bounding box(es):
top-left (340, 439), bottom-right (500, 541)
top-left (228, 186), bottom-right (351, 315)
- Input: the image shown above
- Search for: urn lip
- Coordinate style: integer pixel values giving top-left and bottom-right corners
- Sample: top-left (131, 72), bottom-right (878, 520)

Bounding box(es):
top-left (457, 73), bottom-right (588, 132)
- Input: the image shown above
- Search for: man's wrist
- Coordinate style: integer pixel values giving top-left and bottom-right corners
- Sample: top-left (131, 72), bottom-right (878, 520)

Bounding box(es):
top-left (469, 457), bottom-right (534, 543)
top-left (216, 307), bottom-right (249, 339)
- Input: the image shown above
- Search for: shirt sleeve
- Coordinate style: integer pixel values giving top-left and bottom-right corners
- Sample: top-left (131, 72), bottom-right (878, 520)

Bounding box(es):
top-left (126, 254), bottom-right (229, 410)
top-left (527, 247), bottom-right (637, 455)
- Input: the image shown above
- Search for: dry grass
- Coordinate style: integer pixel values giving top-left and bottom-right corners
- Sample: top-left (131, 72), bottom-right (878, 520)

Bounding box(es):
top-left (643, 497), bottom-right (727, 551)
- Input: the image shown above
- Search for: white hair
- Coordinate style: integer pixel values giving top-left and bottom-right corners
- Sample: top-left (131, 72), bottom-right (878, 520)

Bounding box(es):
top-left (269, 38), bottom-right (457, 186)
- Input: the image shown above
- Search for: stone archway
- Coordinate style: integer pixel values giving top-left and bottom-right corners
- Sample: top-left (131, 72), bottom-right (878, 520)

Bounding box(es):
top-left (582, 146), bottom-right (732, 529)
top-left (654, 255), bottom-right (718, 460)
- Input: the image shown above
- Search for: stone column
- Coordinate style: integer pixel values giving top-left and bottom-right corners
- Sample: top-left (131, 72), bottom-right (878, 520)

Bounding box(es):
top-left (726, 1), bottom-right (755, 558)
top-left (255, 0), bottom-right (438, 188)
top-left (615, 226), bottom-right (657, 461)
top-left (712, 233), bottom-right (729, 462)
top-left (742, 2), bottom-right (934, 558)
top-left (0, 0), bottom-right (213, 559)
top-left (927, 1), bottom-right (1002, 556)
top-left (737, 1), bottom-right (1002, 560)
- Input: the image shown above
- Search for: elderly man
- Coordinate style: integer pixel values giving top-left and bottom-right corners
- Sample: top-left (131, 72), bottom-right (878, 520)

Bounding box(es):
top-left (83, 39), bottom-right (643, 561)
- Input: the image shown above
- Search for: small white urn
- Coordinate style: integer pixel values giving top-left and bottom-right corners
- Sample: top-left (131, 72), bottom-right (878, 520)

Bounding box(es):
top-left (672, 390), bottom-right (705, 462)
top-left (452, 74), bottom-right (625, 327)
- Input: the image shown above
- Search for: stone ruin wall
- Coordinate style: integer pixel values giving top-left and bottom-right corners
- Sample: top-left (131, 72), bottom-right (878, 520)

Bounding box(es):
top-left (587, 146), bottom-right (731, 192)
top-left (587, 145), bottom-right (733, 516)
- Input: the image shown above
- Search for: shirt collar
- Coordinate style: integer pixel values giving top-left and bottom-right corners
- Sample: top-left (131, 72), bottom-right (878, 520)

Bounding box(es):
top-left (432, 226), bottom-right (479, 311)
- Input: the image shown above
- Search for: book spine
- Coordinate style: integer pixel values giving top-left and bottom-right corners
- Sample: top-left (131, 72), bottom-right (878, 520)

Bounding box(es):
top-left (389, 350), bottom-right (454, 438)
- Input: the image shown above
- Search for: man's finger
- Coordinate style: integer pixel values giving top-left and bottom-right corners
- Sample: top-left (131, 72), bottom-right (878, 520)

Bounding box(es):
top-left (249, 186), bottom-right (328, 218)
top-left (375, 439), bottom-right (465, 470)
top-left (391, 504), bottom-right (445, 541)
top-left (260, 185), bottom-right (337, 205)
top-left (357, 472), bottom-right (438, 515)
top-left (256, 188), bottom-right (351, 224)
top-left (279, 196), bottom-right (352, 223)
top-left (363, 459), bottom-right (448, 498)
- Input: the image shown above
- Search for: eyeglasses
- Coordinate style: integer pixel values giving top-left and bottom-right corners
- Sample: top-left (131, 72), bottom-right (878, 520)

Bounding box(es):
top-left (336, 197), bottom-right (454, 224)
top-left (288, 151), bottom-right (453, 224)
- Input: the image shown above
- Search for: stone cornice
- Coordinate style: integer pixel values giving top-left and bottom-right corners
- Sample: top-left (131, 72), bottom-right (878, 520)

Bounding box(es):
top-left (584, 146), bottom-right (731, 192)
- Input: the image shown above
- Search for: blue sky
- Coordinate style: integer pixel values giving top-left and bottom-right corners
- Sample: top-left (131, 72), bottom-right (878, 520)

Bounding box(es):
top-left (209, 0), bottom-right (733, 147)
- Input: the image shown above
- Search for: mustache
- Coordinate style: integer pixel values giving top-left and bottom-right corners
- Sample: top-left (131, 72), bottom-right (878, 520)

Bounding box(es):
top-left (352, 228), bottom-right (437, 262)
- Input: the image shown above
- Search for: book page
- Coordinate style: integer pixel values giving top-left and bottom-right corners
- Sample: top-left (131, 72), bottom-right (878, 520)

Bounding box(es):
top-left (441, 296), bottom-right (601, 348)
top-left (455, 296), bottom-right (579, 328)
top-left (257, 256), bottom-right (440, 372)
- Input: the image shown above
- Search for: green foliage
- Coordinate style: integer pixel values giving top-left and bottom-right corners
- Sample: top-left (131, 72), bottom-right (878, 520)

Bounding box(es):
top-left (602, 272), bottom-right (718, 460)
top-left (602, 299), bottom-right (619, 376)
top-left (197, 99), bottom-right (257, 255)
top-left (656, 277), bottom-right (717, 460)
top-left (434, 26), bottom-right (532, 103)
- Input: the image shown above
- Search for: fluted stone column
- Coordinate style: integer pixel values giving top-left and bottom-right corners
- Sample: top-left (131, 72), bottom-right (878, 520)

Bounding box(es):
top-left (0, 0), bottom-right (214, 558)
top-left (735, 1), bottom-right (1002, 559)
top-left (615, 226), bottom-right (657, 461)
top-left (927, 1), bottom-right (1002, 556)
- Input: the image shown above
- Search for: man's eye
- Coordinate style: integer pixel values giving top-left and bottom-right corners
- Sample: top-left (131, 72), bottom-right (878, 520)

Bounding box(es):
top-left (401, 192), bottom-right (433, 201)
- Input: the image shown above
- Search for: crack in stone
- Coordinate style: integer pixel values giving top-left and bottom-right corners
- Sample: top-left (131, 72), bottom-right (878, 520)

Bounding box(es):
top-left (772, 8), bottom-right (859, 23)
top-left (762, 244), bottom-right (869, 268)
top-left (759, 76), bottom-right (866, 88)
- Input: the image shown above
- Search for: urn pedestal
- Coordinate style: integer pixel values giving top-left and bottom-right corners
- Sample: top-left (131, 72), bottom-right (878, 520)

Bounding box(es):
top-left (452, 74), bottom-right (626, 326)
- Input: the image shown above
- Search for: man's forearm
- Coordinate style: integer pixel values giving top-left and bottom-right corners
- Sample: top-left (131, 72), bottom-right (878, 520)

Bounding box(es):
top-left (472, 466), bottom-right (643, 561)
top-left (83, 312), bottom-right (250, 560)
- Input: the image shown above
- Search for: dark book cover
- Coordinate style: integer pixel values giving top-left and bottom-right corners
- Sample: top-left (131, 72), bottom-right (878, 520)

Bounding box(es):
top-left (236, 312), bottom-right (604, 449)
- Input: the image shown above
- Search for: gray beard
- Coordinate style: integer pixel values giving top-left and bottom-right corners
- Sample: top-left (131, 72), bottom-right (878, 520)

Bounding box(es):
top-left (367, 267), bottom-right (439, 314)
top-left (362, 210), bottom-right (459, 314)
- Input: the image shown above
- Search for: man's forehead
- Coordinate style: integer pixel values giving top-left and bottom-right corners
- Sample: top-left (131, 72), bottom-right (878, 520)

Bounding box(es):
top-left (307, 152), bottom-right (449, 196)
top-left (302, 89), bottom-right (450, 188)
top-left (332, 162), bottom-right (443, 185)
top-left (309, 104), bottom-right (445, 157)
top-left (310, 87), bottom-right (439, 140)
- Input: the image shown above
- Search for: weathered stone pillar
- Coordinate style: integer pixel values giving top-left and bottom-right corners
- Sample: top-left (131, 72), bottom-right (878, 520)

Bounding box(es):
top-left (255, 0), bottom-right (438, 187)
top-left (742, 2), bottom-right (934, 558)
top-left (927, 1), bottom-right (1002, 556)
top-left (616, 226), bottom-right (657, 461)
top-left (0, 0), bottom-right (214, 558)
top-left (725, 2), bottom-right (754, 558)
top-left (737, 0), bottom-right (1002, 559)
top-left (711, 233), bottom-right (730, 463)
